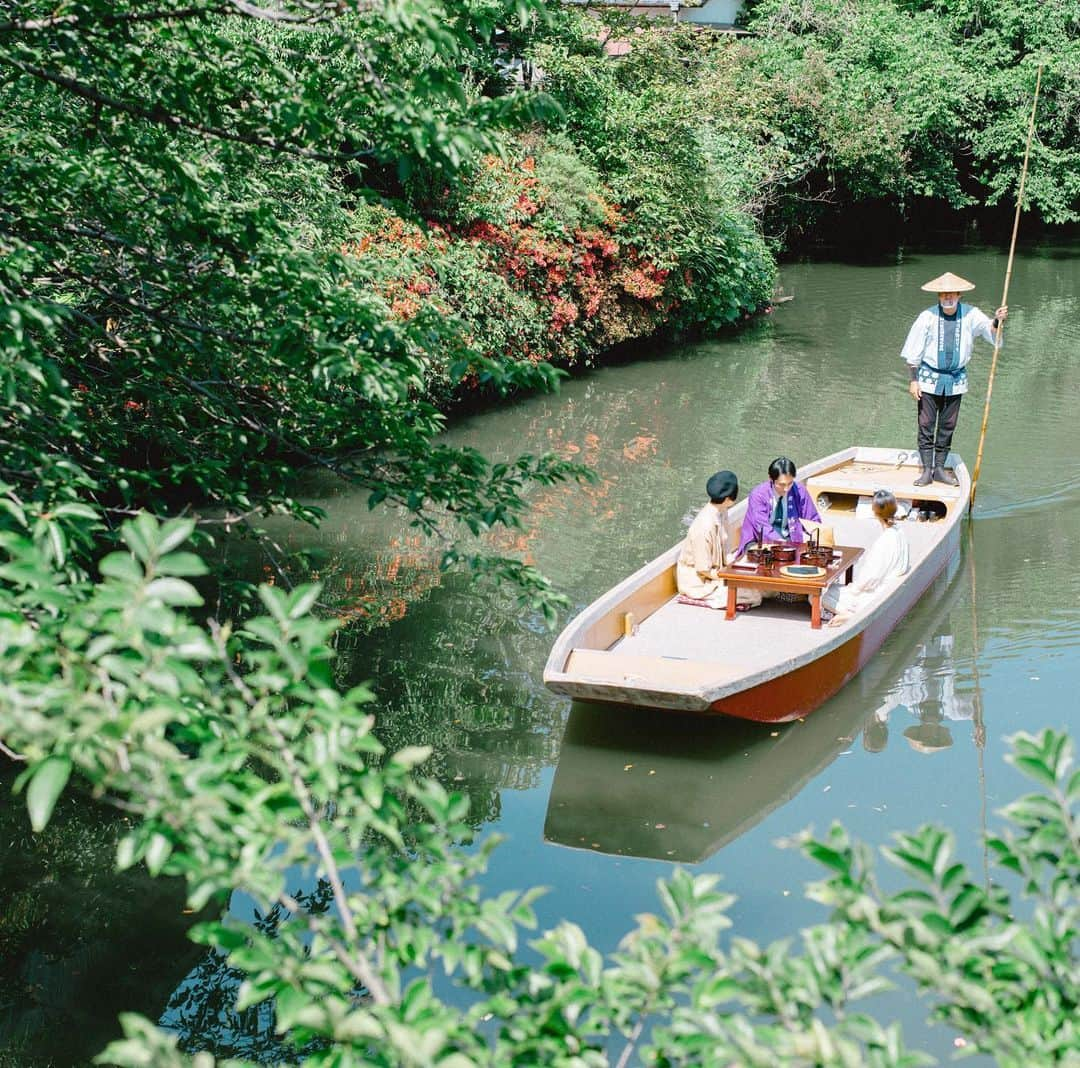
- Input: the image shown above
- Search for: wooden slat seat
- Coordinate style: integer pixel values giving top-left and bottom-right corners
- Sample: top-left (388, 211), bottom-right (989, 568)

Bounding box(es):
top-left (564, 647), bottom-right (728, 690)
top-left (807, 469), bottom-right (962, 503)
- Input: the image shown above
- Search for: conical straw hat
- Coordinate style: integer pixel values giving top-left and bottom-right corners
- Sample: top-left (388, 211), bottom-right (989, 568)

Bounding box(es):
top-left (920, 271), bottom-right (975, 293)
top-left (903, 722), bottom-right (954, 753)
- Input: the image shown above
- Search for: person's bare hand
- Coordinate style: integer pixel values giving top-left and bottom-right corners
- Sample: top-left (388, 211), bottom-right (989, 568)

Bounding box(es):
top-left (996, 305), bottom-right (1008, 322)
top-left (908, 380), bottom-right (922, 401)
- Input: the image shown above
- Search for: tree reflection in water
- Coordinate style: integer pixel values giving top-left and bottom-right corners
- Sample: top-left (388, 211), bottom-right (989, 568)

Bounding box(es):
top-left (160, 882), bottom-right (338, 1063)
top-left (0, 788), bottom-right (200, 1068)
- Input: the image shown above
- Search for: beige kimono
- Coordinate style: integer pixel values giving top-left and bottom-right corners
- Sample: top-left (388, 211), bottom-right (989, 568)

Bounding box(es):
top-left (676, 505), bottom-right (761, 608)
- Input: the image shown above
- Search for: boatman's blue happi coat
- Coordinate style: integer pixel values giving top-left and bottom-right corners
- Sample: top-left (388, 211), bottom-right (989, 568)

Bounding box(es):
top-left (900, 301), bottom-right (999, 397)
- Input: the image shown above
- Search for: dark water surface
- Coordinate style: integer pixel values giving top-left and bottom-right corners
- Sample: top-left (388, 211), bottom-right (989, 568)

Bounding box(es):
top-left (5, 241), bottom-right (1079, 1064)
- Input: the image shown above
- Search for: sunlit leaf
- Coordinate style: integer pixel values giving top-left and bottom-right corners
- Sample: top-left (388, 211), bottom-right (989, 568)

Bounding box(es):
top-left (26, 756), bottom-right (72, 833)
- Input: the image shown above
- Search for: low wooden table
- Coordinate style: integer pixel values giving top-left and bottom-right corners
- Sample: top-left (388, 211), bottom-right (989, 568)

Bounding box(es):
top-left (717, 545), bottom-right (863, 629)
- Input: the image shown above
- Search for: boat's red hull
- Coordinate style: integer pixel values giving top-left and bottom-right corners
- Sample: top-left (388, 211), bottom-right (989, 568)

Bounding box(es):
top-left (707, 534), bottom-right (959, 723)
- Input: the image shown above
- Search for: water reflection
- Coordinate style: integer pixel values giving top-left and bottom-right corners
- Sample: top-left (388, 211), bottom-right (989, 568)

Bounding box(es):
top-left (545, 559), bottom-right (972, 863)
top-left (210, 245), bottom-right (1080, 836)
top-left (159, 884), bottom-right (337, 1062)
top-left (544, 699), bottom-right (869, 863)
top-left (863, 634), bottom-right (977, 755)
top-left (0, 787), bottom-right (201, 1067)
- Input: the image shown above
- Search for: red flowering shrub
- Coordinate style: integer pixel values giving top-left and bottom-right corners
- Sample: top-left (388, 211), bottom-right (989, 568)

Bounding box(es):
top-left (443, 151), bottom-right (685, 361)
top-left (340, 133), bottom-right (771, 398)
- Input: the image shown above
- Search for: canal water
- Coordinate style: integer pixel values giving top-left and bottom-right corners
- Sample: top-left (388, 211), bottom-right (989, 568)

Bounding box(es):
top-left (5, 240), bottom-right (1079, 1064)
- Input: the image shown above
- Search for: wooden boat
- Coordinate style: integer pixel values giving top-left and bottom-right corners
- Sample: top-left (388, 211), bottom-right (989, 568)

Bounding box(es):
top-left (543, 556), bottom-right (966, 862)
top-left (543, 446), bottom-right (969, 723)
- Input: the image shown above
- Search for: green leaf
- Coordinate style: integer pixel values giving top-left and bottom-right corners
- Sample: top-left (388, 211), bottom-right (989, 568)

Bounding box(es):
top-left (51, 502), bottom-right (100, 522)
top-left (948, 885), bottom-right (985, 928)
top-left (190, 922), bottom-right (248, 951)
top-left (1013, 755), bottom-right (1058, 789)
top-left (805, 841), bottom-right (851, 875)
top-left (44, 521), bottom-right (68, 567)
top-left (122, 515), bottom-right (154, 563)
top-left (145, 833), bottom-right (173, 876)
top-left (158, 518), bottom-right (197, 555)
top-left (100, 552), bottom-right (143, 582)
top-left (274, 984), bottom-right (313, 1031)
top-left (26, 756), bottom-right (72, 832)
top-left (116, 835), bottom-right (137, 871)
top-left (145, 578), bottom-right (204, 607)
top-left (390, 745), bottom-right (432, 770)
top-left (156, 552), bottom-right (209, 577)
top-left (287, 584), bottom-right (322, 620)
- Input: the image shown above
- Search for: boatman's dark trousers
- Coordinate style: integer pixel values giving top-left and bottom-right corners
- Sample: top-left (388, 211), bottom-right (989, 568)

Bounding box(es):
top-left (917, 393), bottom-right (963, 455)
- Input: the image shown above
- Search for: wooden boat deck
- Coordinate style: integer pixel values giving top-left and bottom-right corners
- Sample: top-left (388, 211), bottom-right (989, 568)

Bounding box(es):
top-left (611, 513), bottom-right (952, 672)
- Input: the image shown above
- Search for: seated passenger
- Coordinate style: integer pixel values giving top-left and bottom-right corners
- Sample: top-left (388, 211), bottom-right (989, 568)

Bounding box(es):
top-left (677, 470), bottom-right (761, 610)
top-left (737, 456), bottom-right (823, 557)
top-left (824, 489), bottom-right (909, 626)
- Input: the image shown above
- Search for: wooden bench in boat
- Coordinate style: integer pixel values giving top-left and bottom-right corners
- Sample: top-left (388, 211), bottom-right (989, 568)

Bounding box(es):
top-left (805, 468), bottom-right (963, 515)
top-left (564, 648), bottom-right (734, 690)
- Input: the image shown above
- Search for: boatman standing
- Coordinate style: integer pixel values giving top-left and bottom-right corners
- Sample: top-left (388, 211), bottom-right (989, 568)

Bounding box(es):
top-left (901, 271), bottom-right (1007, 487)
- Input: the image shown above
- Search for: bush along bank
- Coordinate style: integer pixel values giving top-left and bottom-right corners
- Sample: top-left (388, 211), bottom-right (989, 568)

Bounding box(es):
top-left (342, 139), bottom-right (775, 406)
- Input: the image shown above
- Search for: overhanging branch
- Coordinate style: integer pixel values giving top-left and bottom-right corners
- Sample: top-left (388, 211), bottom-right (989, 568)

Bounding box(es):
top-left (3, 55), bottom-right (374, 163)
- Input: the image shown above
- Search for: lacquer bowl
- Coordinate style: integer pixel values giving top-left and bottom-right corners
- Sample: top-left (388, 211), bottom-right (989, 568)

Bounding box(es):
top-left (747, 543), bottom-right (797, 564)
top-left (770, 544), bottom-right (798, 564)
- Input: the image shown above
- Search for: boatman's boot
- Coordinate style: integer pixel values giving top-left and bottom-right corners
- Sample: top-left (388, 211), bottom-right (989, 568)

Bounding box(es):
top-left (933, 452), bottom-right (959, 486)
top-left (914, 449), bottom-right (934, 487)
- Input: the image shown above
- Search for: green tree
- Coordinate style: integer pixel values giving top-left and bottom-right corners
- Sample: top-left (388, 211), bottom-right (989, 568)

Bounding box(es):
top-left (532, 17), bottom-right (776, 330)
top-left (740, 0), bottom-right (1079, 234)
top-left (1, 0), bottom-right (580, 622)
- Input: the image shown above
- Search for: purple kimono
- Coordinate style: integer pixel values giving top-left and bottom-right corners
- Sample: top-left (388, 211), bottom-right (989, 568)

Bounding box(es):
top-left (737, 480), bottom-right (821, 556)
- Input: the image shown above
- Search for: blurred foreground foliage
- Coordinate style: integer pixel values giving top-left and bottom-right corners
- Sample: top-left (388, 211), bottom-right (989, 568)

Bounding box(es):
top-left (0, 514), bottom-right (1076, 1066)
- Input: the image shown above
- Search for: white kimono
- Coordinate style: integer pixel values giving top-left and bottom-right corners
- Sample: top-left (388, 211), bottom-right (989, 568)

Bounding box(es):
top-left (676, 505), bottom-right (760, 607)
top-left (824, 524), bottom-right (909, 616)
top-left (901, 302), bottom-right (998, 396)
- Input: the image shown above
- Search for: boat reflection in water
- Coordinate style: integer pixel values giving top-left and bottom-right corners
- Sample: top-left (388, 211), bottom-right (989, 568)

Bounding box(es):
top-left (543, 696), bottom-right (872, 863)
top-left (544, 557), bottom-right (975, 864)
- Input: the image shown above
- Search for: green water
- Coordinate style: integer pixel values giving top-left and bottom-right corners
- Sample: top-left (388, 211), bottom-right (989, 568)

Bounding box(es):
top-left (5, 240), bottom-right (1079, 1064)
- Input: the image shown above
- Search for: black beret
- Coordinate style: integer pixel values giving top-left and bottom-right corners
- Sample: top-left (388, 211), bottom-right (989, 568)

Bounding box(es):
top-left (706, 470), bottom-right (738, 503)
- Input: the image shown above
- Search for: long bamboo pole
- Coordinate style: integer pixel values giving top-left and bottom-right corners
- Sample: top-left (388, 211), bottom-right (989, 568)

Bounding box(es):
top-left (965, 523), bottom-right (990, 890)
top-left (968, 64), bottom-right (1043, 515)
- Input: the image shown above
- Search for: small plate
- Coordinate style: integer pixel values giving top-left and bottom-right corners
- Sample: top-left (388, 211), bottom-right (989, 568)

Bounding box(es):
top-left (780, 564), bottom-right (826, 579)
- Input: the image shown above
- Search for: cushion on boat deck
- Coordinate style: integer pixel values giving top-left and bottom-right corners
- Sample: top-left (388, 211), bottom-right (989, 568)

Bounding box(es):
top-left (675, 594), bottom-right (718, 609)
